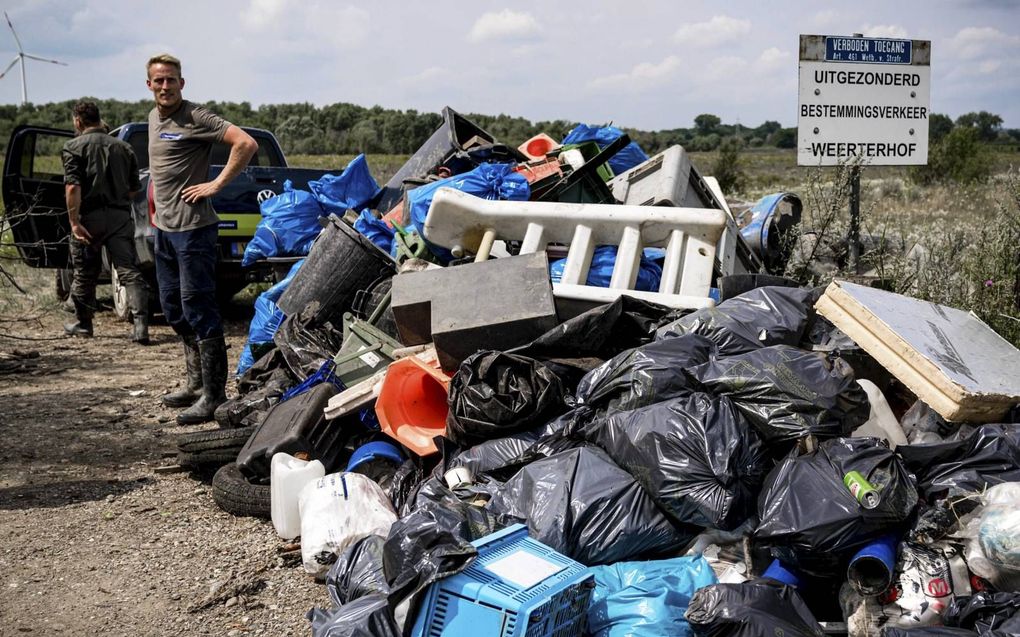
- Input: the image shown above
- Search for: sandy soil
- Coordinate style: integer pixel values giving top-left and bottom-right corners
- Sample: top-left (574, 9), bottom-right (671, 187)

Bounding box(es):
top-left (0, 296), bottom-right (325, 636)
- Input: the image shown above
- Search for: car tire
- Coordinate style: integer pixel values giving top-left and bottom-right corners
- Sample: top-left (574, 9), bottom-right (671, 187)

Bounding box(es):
top-left (178, 449), bottom-right (240, 471)
top-left (211, 463), bottom-right (271, 519)
top-left (176, 426), bottom-right (256, 453)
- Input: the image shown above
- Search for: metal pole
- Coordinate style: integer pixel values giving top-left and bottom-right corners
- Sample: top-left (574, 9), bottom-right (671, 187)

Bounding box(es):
top-left (848, 165), bottom-right (861, 274)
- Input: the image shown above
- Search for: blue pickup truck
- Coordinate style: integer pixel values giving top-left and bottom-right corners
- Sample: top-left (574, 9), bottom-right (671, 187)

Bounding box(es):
top-left (2, 123), bottom-right (331, 318)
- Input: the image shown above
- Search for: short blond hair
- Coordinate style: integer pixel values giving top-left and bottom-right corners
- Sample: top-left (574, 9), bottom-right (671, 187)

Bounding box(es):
top-left (146, 54), bottom-right (181, 77)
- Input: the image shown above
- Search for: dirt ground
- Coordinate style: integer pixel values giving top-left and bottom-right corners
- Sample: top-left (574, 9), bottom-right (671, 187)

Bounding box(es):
top-left (0, 291), bottom-right (325, 636)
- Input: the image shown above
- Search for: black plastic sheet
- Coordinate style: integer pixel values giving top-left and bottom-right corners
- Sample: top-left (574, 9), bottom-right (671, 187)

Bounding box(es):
top-left (897, 424), bottom-right (1020, 502)
top-left (686, 345), bottom-right (870, 450)
top-left (326, 535), bottom-right (391, 606)
top-left (656, 286), bottom-right (815, 356)
top-left (307, 594), bottom-right (401, 637)
top-left (446, 351), bottom-right (568, 447)
top-left (487, 445), bottom-right (699, 566)
top-left (577, 391), bottom-right (768, 530)
top-left (574, 333), bottom-right (716, 416)
top-left (382, 499), bottom-right (509, 605)
top-left (880, 628), bottom-right (979, 636)
top-left (945, 592), bottom-right (1020, 634)
top-left (273, 308), bottom-right (346, 382)
top-left (684, 578), bottom-right (825, 637)
top-left (510, 295), bottom-right (676, 388)
top-left (755, 437), bottom-right (919, 577)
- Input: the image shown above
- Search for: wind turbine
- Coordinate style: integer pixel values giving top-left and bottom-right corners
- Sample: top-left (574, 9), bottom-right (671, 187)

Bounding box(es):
top-left (0, 11), bottom-right (68, 105)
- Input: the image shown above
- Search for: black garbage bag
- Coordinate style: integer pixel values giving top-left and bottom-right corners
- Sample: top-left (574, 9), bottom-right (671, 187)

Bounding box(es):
top-left (383, 499), bottom-right (510, 606)
top-left (897, 424), bottom-right (1020, 502)
top-left (686, 345), bottom-right (870, 451)
top-left (684, 578), bottom-right (824, 637)
top-left (306, 594), bottom-right (401, 637)
top-left (755, 437), bottom-right (919, 577)
top-left (218, 366), bottom-right (295, 428)
top-left (577, 391), bottom-right (768, 530)
top-left (487, 445), bottom-right (699, 566)
top-left (446, 351), bottom-right (568, 447)
top-left (326, 535), bottom-right (390, 606)
top-left (510, 295), bottom-right (676, 388)
top-left (274, 308), bottom-right (346, 381)
top-left (656, 286), bottom-right (815, 356)
top-left (449, 414), bottom-right (572, 477)
top-left (575, 333), bottom-right (716, 416)
top-left (945, 592), bottom-right (1020, 634)
top-left (880, 628), bottom-right (979, 636)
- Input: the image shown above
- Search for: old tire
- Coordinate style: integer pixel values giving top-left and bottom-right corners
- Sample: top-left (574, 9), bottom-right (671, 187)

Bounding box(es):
top-left (177, 449), bottom-right (240, 471)
top-left (211, 463), bottom-right (271, 519)
top-left (176, 426), bottom-right (255, 453)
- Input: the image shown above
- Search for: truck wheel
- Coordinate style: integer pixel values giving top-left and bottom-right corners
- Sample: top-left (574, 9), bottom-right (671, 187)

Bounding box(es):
top-left (110, 264), bottom-right (133, 322)
top-left (211, 463), bottom-right (272, 519)
top-left (55, 268), bottom-right (73, 301)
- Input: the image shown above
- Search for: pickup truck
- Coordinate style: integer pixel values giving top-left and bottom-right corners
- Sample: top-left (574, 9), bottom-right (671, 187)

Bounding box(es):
top-left (2, 123), bottom-right (331, 319)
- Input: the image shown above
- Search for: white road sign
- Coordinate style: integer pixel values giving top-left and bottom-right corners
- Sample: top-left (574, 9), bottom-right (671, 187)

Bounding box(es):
top-left (798, 34), bottom-right (931, 166)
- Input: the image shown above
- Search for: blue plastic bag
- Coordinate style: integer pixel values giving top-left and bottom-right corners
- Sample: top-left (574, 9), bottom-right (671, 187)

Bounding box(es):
top-left (550, 246), bottom-right (663, 291)
top-left (562, 124), bottom-right (649, 175)
top-left (242, 181), bottom-right (324, 266)
top-left (236, 259), bottom-right (303, 375)
top-left (354, 209), bottom-right (395, 254)
top-left (587, 555), bottom-right (717, 637)
top-left (308, 154), bottom-right (381, 216)
top-left (401, 163), bottom-right (530, 263)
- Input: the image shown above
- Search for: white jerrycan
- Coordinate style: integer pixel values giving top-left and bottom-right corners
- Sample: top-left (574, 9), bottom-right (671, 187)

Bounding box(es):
top-left (271, 452), bottom-right (325, 540)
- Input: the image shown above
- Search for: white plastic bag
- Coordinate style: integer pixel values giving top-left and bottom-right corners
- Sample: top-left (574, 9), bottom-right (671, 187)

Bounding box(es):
top-left (298, 472), bottom-right (397, 576)
top-left (963, 482), bottom-right (1020, 590)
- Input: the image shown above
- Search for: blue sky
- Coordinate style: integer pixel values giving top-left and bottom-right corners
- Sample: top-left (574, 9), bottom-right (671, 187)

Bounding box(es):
top-left (1, 0), bottom-right (1018, 129)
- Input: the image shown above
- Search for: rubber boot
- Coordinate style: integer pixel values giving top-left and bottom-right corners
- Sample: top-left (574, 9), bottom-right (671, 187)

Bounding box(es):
top-left (63, 319), bottom-right (93, 337)
top-left (176, 335), bottom-right (228, 425)
top-left (65, 296), bottom-right (94, 337)
top-left (162, 335), bottom-right (202, 408)
top-left (131, 315), bottom-right (150, 345)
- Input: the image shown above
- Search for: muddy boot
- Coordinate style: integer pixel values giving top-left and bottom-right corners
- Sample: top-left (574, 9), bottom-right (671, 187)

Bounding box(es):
top-left (162, 335), bottom-right (202, 408)
top-left (176, 335), bottom-right (228, 425)
top-left (63, 319), bottom-right (93, 337)
top-left (131, 314), bottom-right (150, 345)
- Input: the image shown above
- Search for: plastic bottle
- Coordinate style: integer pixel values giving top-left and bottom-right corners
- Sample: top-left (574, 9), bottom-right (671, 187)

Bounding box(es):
top-left (271, 452), bottom-right (325, 540)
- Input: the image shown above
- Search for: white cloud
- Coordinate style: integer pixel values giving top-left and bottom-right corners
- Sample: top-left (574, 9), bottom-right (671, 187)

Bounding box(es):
top-left (859, 24), bottom-right (909, 39)
top-left (588, 55), bottom-right (681, 91)
top-left (948, 26), bottom-right (1020, 59)
top-left (468, 10), bottom-right (540, 43)
top-left (673, 16), bottom-right (751, 47)
top-left (978, 60), bottom-right (1002, 74)
top-left (243, 0), bottom-right (286, 31)
top-left (399, 66), bottom-right (451, 88)
top-left (755, 47), bottom-right (791, 72)
top-left (809, 10), bottom-right (841, 31)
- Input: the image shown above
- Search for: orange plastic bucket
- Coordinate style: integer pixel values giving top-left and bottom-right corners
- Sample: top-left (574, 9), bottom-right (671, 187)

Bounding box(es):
top-left (375, 357), bottom-right (451, 456)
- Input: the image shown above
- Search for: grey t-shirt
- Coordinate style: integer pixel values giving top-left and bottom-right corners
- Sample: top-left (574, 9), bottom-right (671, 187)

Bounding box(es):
top-left (148, 101), bottom-right (230, 232)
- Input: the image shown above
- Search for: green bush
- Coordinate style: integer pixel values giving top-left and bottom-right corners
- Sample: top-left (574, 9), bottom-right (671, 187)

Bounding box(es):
top-left (712, 138), bottom-right (746, 194)
top-left (910, 127), bottom-right (994, 185)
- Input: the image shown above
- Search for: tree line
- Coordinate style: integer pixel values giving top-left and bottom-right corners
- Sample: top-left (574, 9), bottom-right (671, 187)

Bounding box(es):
top-left (0, 99), bottom-right (1014, 158)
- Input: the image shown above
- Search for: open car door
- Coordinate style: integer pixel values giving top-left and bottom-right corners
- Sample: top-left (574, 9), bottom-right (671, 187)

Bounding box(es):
top-left (2, 125), bottom-right (75, 268)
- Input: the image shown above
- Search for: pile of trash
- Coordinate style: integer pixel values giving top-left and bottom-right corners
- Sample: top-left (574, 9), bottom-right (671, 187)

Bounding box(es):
top-left (174, 107), bottom-right (1020, 637)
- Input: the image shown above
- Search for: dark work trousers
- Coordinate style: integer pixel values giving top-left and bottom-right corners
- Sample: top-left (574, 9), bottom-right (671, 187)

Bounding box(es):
top-left (70, 207), bottom-right (149, 321)
top-left (154, 223), bottom-right (223, 340)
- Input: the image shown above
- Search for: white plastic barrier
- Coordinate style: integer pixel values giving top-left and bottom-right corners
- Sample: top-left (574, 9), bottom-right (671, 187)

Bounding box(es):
top-left (422, 188), bottom-right (728, 310)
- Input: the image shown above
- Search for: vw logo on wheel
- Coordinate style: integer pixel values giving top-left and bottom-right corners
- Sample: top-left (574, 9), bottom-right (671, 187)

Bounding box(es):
top-left (256, 189), bottom-right (278, 204)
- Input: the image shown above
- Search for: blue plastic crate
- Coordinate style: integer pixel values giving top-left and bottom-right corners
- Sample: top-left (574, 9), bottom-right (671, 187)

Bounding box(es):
top-left (411, 524), bottom-right (594, 637)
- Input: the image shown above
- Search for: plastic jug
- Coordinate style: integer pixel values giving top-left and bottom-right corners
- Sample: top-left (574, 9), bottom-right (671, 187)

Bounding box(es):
top-left (271, 452), bottom-right (325, 540)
